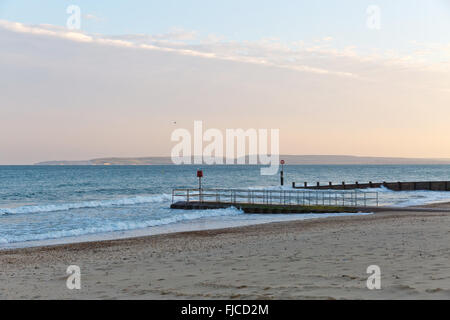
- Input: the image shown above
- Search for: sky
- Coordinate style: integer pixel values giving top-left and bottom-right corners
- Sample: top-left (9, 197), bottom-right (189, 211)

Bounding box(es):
top-left (1, 0), bottom-right (450, 164)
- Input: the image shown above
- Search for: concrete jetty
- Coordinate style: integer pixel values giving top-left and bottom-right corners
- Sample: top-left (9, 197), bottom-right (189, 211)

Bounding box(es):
top-left (170, 187), bottom-right (450, 214)
top-left (171, 188), bottom-right (379, 214)
top-left (170, 201), bottom-right (362, 214)
top-left (170, 200), bottom-right (450, 214)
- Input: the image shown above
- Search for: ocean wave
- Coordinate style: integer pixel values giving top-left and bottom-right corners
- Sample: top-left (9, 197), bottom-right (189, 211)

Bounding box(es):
top-left (388, 191), bottom-right (450, 207)
top-left (361, 187), bottom-right (450, 206)
top-left (0, 207), bottom-right (243, 244)
top-left (0, 194), bottom-right (172, 216)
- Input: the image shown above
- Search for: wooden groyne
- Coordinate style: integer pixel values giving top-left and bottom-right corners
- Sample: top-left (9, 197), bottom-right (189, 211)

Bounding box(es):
top-left (292, 181), bottom-right (450, 191)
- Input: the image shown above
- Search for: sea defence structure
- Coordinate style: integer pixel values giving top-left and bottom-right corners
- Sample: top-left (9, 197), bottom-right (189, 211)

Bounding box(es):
top-left (171, 188), bottom-right (379, 214)
top-left (292, 181), bottom-right (450, 191)
top-left (170, 187), bottom-right (450, 214)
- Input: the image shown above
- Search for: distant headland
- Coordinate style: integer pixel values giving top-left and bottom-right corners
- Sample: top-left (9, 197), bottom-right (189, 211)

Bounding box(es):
top-left (34, 155), bottom-right (450, 166)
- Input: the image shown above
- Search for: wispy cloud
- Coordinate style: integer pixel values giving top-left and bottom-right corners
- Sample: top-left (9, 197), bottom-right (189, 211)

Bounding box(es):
top-left (0, 20), bottom-right (357, 78)
top-left (2, 19), bottom-right (449, 81)
top-left (1, 19), bottom-right (449, 90)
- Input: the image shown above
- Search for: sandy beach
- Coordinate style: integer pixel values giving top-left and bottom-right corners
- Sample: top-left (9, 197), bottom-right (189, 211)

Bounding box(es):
top-left (1, 205), bottom-right (449, 300)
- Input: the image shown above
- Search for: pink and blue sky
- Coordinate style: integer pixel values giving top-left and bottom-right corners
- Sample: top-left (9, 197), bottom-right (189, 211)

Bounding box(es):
top-left (1, 0), bottom-right (450, 164)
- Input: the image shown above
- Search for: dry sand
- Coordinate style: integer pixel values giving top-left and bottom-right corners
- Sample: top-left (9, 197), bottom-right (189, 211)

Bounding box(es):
top-left (1, 205), bottom-right (450, 300)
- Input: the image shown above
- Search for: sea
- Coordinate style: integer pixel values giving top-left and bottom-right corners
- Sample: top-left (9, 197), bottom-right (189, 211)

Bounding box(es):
top-left (1, 165), bottom-right (450, 249)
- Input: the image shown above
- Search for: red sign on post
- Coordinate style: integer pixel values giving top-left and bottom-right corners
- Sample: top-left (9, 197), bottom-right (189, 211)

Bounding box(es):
top-left (197, 170), bottom-right (203, 178)
top-left (280, 160), bottom-right (285, 186)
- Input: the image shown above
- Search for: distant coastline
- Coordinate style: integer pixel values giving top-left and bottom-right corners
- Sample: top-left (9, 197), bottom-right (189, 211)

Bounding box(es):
top-left (34, 155), bottom-right (450, 166)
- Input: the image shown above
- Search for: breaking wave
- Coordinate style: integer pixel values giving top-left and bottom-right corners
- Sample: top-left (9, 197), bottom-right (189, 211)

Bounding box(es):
top-left (0, 194), bottom-right (172, 216)
top-left (0, 207), bottom-right (243, 244)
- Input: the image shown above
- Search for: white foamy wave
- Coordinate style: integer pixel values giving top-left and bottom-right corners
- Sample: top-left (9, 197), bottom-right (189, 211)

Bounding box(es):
top-left (363, 186), bottom-right (394, 193)
top-left (362, 187), bottom-right (450, 207)
top-left (247, 185), bottom-right (295, 191)
top-left (0, 207), bottom-right (243, 244)
top-left (0, 194), bottom-right (172, 216)
top-left (388, 190), bottom-right (450, 207)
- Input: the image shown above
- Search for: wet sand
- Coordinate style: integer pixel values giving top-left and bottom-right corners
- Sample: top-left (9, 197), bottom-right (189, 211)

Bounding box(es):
top-left (1, 205), bottom-right (450, 299)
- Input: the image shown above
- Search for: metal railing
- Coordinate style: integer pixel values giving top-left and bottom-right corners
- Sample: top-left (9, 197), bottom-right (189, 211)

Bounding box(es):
top-left (172, 188), bottom-right (379, 207)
